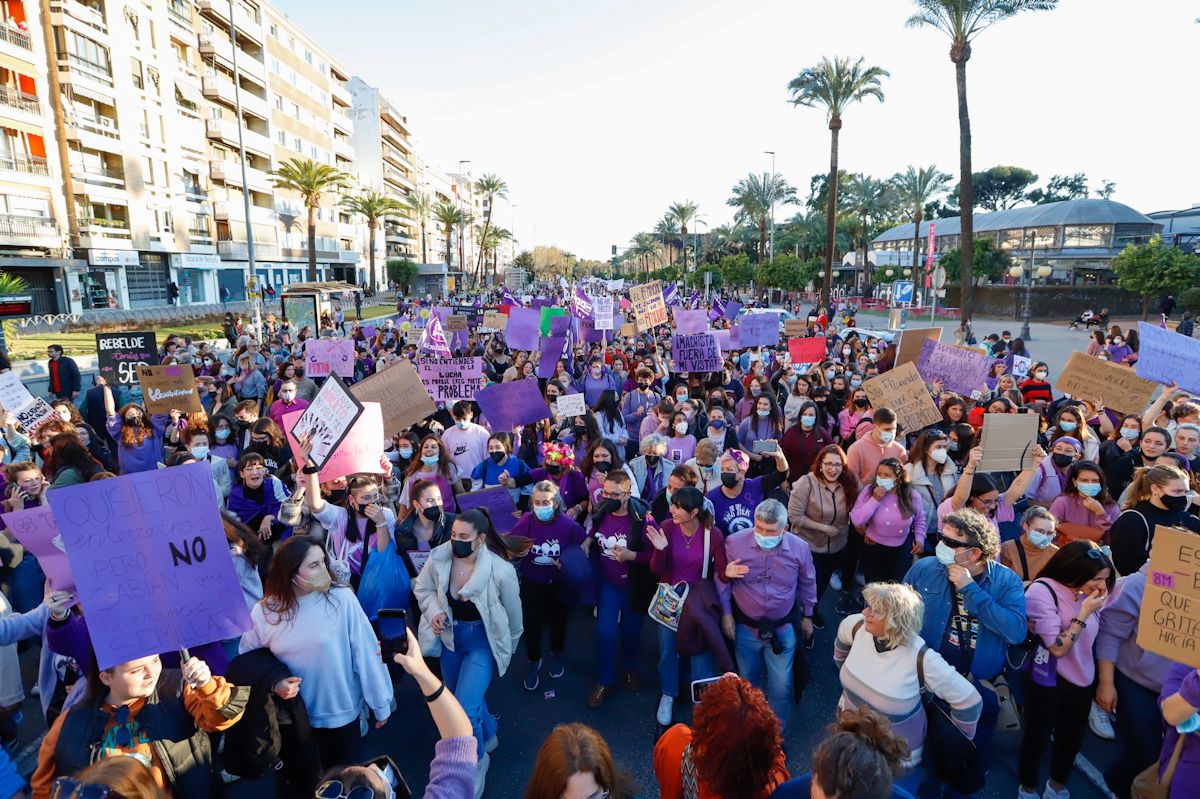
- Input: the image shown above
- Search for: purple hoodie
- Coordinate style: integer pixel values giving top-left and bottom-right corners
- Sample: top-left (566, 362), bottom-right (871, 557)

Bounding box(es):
top-left (512, 510), bottom-right (586, 584)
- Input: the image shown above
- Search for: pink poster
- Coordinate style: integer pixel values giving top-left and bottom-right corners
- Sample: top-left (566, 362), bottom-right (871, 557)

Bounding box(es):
top-left (305, 339), bottom-right (355, 378)
top-left (283, 402), bottom-right (385, 483)
top-left (1, 505), bottom-right (75, 593)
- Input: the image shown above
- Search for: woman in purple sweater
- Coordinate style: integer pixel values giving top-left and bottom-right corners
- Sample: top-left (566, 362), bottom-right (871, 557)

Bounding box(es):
top-left (1158, 660), bottom-right (1200, 798)
top-left (101, 383), bottom-right (169, 474)
top-left (644, 486), bottom-right (729, 726)
top-left (512, 480), bottom-right (585, 692)
top-left (849, 457), bottom-right (925, 585)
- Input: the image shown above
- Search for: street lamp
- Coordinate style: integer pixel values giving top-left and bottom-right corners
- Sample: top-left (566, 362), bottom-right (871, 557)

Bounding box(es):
top-left (1020, 227), bottom-right (1036, 341)
top-left (764, 151), bottom-right (776, 263)
top-left (227, 0), bottom-right (259, 336)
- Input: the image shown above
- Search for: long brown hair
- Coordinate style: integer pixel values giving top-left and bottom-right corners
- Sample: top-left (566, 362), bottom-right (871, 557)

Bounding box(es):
top-left (810, 444), bottom-right (858, 497)
top-left (41, 434), bottom-right (102, 482)
top-left (873, 457), bottom-right (916, 519)
top-left (404, 433), bottom-right (451, 479)
top-left (250, 417), bottom-right (285, 450)
top-left (522, 723), bottom-right (639, 799)
top-left (118, 403), bottom-right (153, 447)
top-left (70, 753), bottom-right (168, 799)
top-left (262, 535), bottom-right (338, 622)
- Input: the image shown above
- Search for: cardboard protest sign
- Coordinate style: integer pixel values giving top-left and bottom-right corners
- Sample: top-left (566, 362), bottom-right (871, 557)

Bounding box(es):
top-left (554, 392), bottom-right (586, 418)
top-left (862, 363), bottom-right (941, 433)
top-left (289, 374), bottom-right (364, 469)
top-left (445, 314), bottom-right (469, 333)
top-left (305, 339), bottom-right (355, 379)
top-left (539, 306), bottom-right (567, 337)
top-left (135, 365), bottom-right (202, 414)
top-left (537, 337), bottom-right (567, 379)
top-left (418, 356), bottom-right (484, 403)
top-left (482, 311), bottom-right (508, 331)
top-left (1056, 351), bottom-right (1158, 414)
top-left (594, 296), bottom-right (614, 330)
top-left (672, 333), bottom-right (723, 372)
top-left (895, 327), bottom-right (943, 368)
top-left (788, 337), bottom-right (826, 366)
top-left (1137, 524), bottom-right (1200, 666)
top-left (784, 319), bottom-right (806, 338)
top-left (505, 307), bottom-right (541, 351)
top-left (1, 505), bottom-right (74, 592)
top-left (283, 402), bottom-right (384, 483)
top-left (630, 281), bottom-right (668, 331)
top-left (1137, 322), bottom-right (1200, 394)
top-left (619, 322), bottom-right (637, 338)
top-left (350, 360), bottom-right (436, 434)
top-left (739, 313), bottom-right (779, 347)
top-left (476, 379), bottom-right (552, 432)
top-left (674, 309), bottom-right (709, 335)
top-left (96, 332), bottom-right (157, 386)
top-left (977, 413), bottom-right (1040, 472)
top-left (456, 487), bottom-right (519, 533)
top-left (915, 338), bottom-right (992, 397)
top-left (46, 462), bottom-right (251, 670)
top-left (0, 372), bottom-right (56, 434)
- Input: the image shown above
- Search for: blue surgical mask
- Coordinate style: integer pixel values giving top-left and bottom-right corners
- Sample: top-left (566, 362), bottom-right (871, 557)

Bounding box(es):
top-left (456, 420), bottom-right (469, 430)
top-left (948, 440), bottom-right (960, 452)
top-left (709, 418), bottom-right (725, 430)
top-left (190, 446), bottom-right (209, 460)
top-left (1120, 428), bottom-right (1140, 440)
top-left (1078, 482), bottom-right (1102, 497)
top-left (879, 431), bottom-right (895, 444)
top-left (754, 533), bottom-right (782, 550)
top-left (1177, 712), bottom-right (1200, 734)
top-left (935, 541), bottom-right (958, 566)
top-left (421, 454), bottom-right (439, 467)
top-left (801, 414), bottom-right (816, 429)
top-left (1027, 531), bottom-right (1055, 549)
top-left (850, 378), bottom-right (862, 388)
top-left (534, 505), bottom-right (555, 522)
top-left (1059, 420), bottom-right (1078, 432)
top-left (876, 477), bottom-right (896, 491)
top-left (756, 409), bottom-right (770, 418)
top-left (397, 447), bottom-right (413, 460)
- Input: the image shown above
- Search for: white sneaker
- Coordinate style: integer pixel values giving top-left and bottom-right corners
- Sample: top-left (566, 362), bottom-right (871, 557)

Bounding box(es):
top-left (1017, 789), bottom-right (1038, 799)
top-left (474, 751), bottom-right (490, 799)
top-left (656, 694), bottom-right (674, 726)
top-left (1088, 702), bottom-right (1115, 740)
top-left (828, 572), bottom-right (842, 591)
top-left (1041, 783), bottom-right (1069, 799)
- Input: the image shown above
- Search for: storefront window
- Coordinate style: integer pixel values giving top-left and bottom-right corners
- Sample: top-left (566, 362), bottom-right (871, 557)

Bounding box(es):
top-left (179, 268), bottom-right (208, 303)
top-left (1062, 224), bottom-right (1111, 248)
top-left (127, 255), bottom-right (169, 308)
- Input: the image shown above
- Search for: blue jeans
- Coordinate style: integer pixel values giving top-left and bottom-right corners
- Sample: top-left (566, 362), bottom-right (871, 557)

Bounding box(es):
top-left (441, 621), bottom-right (496, 759)
top-left (9, 556), bottom-right (44, 613)
top-left (657, 624), bottom-right (714, 698)
top-left (734, 623), bottom-right (796, 730)
top-left (596, 580), bottom-right (643, 686)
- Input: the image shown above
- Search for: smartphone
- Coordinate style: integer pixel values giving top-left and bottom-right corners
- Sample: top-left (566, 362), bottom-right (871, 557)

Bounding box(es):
top-left (753, 440), bottom-right (778, 454)
top-left (691, 676), bottom-right (723, 704)
top-left (378, 608), bottom-right (408, 657)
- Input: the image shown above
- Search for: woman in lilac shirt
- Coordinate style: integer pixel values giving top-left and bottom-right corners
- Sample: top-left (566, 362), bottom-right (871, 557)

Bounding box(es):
top-left (665, 410), bottom-right (697, 467)
top-left (849, 457), bottom-right (925, 585)
top-left (1048, 461), bottom-right (1119, 544)
top-left (101, 382), bottom-right (168, 474)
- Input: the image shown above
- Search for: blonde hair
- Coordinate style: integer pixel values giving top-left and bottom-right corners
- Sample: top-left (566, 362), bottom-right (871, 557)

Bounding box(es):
top-left (695, 437), bottom-right (721, 464)
top-left (861, 583), bottom-right (924, 649)
top-left (1123, 464), bottom-right (1188, 510)
top-left (532, 479), bottom-right (565, 512)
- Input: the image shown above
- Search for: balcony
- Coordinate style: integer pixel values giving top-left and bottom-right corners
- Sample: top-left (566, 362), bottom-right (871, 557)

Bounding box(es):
top-left (77, 216), bottom-right (131, 239)
top-left (197, 0), bottom-right (264, 45)
top-left (168, 1), bottom-right (193, 29)
top-left (331, 81), bottom-right (351, 107)
top-left (73, 164), bottom-right (125, 187)
top-left (198, 34), bottom-right (266, 85)
top-left (209, 158), bottom-right (273, 191)
top-left (0, 23), bottom-right (33, 58)
top-left (0, 214), bottom-right (61, 246)
top-left (382, 146), bottom-right (413, 173)
top-left (213, 200), bottom-right (275, 224)
top-left (205, 117), bottom-right (272, 158)
top-left (0, 154), bottom-right (50, 179)
top-left (333, 137), bottom-right (354, 161)
top-left (201, 75), bottom-right (269, 120)
top-left (218, 239), bottom-right (280, 259)
top-left (383, 167), bottom-right (413, 191)
top-left (336, 250), bottom-right (360, 264)
top-left (0, 86), bottom-right (41, 116)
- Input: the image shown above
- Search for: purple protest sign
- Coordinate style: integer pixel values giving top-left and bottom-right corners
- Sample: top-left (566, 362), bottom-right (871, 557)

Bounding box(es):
top-left (675, 309), bottom-right (709, 335)
top-left (505, 307), bottom-right (541, 351)
top-left (530, 297), bottom-right (553, 311)
top-left (915, 338), bottom-right (993, 396)
top-left (45, 462), bottom-right (252, 670)
top-left (738, 313), bottom-right (779, 347)
top-left (673, 333), bottom-right (723, 372)
top-left (455, 487), bottom-right (519, 532)
top-left (476, 379), bottom-right (553, 432)
top-left (1, 505), bottom-right (75, 593)
top-left (538, 336), bottom-right (567, 379)
top-left (549, 314), bottom-right (572, 336)
top-left (580, 319), bottom-right (606, 343)
top-left (725, 301), bottom-right (742, 321)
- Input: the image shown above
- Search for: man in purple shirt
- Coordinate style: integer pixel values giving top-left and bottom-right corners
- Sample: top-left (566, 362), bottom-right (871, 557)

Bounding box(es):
top-left (722, 498), bottom-right (817, 731)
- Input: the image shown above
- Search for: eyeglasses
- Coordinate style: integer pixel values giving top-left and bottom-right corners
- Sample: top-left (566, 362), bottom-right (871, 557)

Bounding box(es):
top-left (1086, 545), bottom-right (1112, 561)
top-left (51, 778), bottom-right (127, 799)
top-left (936, 532), bottom-right (976, 550)
top-left (600, 491), bottom-right (627, 500)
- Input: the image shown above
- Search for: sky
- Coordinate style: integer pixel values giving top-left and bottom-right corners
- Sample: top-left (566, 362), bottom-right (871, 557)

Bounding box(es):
top-left (276, 0), bottom-right (1198, 261)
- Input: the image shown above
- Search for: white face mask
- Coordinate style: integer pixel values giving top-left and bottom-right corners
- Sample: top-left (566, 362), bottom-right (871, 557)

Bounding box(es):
top-left (930, 448), bottom-right (949, 464)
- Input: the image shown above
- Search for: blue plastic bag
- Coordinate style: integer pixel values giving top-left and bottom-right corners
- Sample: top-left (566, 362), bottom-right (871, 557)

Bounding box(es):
top-left (357, 539), bottom-right (411, 620)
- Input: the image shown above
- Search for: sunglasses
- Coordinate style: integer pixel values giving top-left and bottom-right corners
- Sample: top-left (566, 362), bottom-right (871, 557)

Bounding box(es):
top-left (1086, 545), bottom-right (1112, 561)
top-left (51, 779), bottom-right (127, 799)
top-left (936, 532), bottom-right (976, 550)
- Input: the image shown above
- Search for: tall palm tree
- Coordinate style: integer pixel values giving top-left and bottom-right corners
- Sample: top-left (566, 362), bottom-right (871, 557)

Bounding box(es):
top-left (405, 192), bottom-right (433, 264)
top-left (727, 172), bottom-right (796, 264)
top-left (668, 201), bottom-right (698, 271)
top-left (341, 192), bottom-right (404, 292)
top-left (433, 201), bottom-right (466, 271)
top-left (630, 232), bottom-right (661, 274)
top-left (489, 227), bottom-right (512, 280)
top-left (788, 56), bottom-right (889, 308)
top-left (891, 165), bottom-right (953, 290)
top-left (269, 158), bottom-right (351, 281)
top-left (906, 0), bottom-right (1059, 315)
top-left (845, 174), bottom-right (891, 292)
top-left (653, 215), bottom-right (680, 268)
top-left (472, 173), bottom-right (508, 286)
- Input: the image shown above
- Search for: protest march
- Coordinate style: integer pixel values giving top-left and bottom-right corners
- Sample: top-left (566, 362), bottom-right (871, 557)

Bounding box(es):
top-left (1, 280), bottom-right (1200, 799)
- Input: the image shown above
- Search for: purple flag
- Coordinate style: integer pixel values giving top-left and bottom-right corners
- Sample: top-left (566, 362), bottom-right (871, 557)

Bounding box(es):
top-left (687, 290), bottom-right (701, 310)
top-left (663, 282), bottom-right (681, 307)
top-left (725, 300), bottom-right (742, 320)
top-left (502, 289), bottom-right (521, 307)
top-left (419, 313), bottom-right (453, 358)
top-left (570, 286), bottom-right (595, 321)
top-left (709, 298), bottom-right (726, 322)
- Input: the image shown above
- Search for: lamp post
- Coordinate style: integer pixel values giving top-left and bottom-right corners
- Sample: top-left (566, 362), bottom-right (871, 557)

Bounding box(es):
top-left (764, 151), bottom-right (776, 263)
top-left (228, 0), bottom-right (258, 337)
top-left (1021, 227), bottom-right (1036, 340)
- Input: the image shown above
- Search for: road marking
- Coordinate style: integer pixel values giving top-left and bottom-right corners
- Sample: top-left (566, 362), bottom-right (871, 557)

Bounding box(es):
top-left (1074, 753), bottom-right (1115, 799)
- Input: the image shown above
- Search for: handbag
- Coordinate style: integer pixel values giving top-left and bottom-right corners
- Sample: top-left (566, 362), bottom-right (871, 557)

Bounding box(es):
top-left (278, 485), bottom-right (305, 528)
top-left (327, 530), bottom-right (352, 586)
top-left (1131, 734), bottom-right (1186, 799)
top-left (1007, 580), bottom-right (1058, 681)
top-left (916, 646), bottom-right (985, 795)
top-left (647, 527), bottom-right (710, 632)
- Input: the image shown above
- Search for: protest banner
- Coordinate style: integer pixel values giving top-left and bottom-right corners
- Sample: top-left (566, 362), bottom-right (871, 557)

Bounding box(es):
top-left (978, 413), bottom-right (1040, 472)
top-left (673, 333), bottom-right (723, 373)
top-left (739, 313), bottom-right (779, 347)
top-left (288, 374), bottom-right (364, 469)
top-left (350, 359), bottom-right (436, 434)
top-left (283, 402), bottom-right (385, 483)
top-left (594, 296), bottom-right (614, 330)
top-left (305, 339), bottom-right (355, 378)
top-left (619, 322), bottom-right (637, 338)
top-left (456, 487), bottom-right (519, 533)
top-left (1137, 321), bottom-right (1200, 394)
top-left (475, 379), bottom-right (552, 432)
top-left (915, 338), bottom-right (992, 396)
top-left (1137, 524), bottom-right (1200, 667)
top-left (135, 365), bottom-right (202, 414)
top-left (862, 363), bottom-right (941, 432)
top-left (1009, 355), bottom-right (1032, 381)
top-left (714, 326), bottom-right (739, 352)
top-left (1, 505), bottom-right (74, 593)
top-left (482, 311), bottom-right (508, 331)
top-left (580, 319), bottom-right (605, 343)
top-left (674, 309), bottom-right (709, 335)
top-left (555, 392), bottom-right (586, 418)
top-left (96, 332), bottom-right (157, 386)
top-left (549, 314), bottom-right (572, 337)
top-left (1056, 351), bottom-right (1158, 414)
top-left (895, 327), bottom-right (943, 368)
top-left (418, 356), bottom-right (484, 403)
top-left (630, 281), bottom-right (668, 330)
top-left (506, 307), bottom-right (541, 351)
top-left (45, 462), bottom-right (252, 670)
top-left (540, 306), bottom-right (567, 337)
top-left (788, 337), bottom-right (826, 366)
top-left (784, 319), bottom-right (806, 338)
top-left (537, 336), bottom-right (566, 379)
top-left (445, 314), bottom-right (469, 333)
top-left (0, 372), bottom-right (57, 434)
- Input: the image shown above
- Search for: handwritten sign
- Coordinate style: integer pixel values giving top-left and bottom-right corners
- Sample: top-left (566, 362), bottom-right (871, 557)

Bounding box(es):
top-left (350, 360), bottom-right (436, 434)
top-left (788, 337), bottom-right (826, 366)
top-left (289, 374), bottom-right (364, 469)
top-left (594, 296), bottom-right (614, 330)
top-left (895, 327), bottom-right (943, 368)
top-left (476, 379), bottom-right (552, 432)
top-left (96, 332), bottom-right (157, 386)
top-left (1, 505), bottom-right (75, 593)
top-left (283, 402), bottom-right (384, 483)
top-left (0, 372), bottom-right (56, 434)
top-left (674, 309), bottom-right (709, 335)
top-left (305, 339), bottom-right (355, 379)
top-left (619, 322), bottom-right (637, 339)
top-left (482, 311), bottom-right (508, 331)
top-left (1137, 525), bottom-right (1200, 666)
top-left (784, 319), bottom-right (807, 338)
top-left (554, 392), bottom-right (586, 418)
top-left (1057, 351), bottom-right (1158, 415)
top-left (739, 313), bottom-right (779, 347)
top-left (1137, 322), bottom-right (1200, 394)
top-left (418, 356), bottom-right (483, 403)
top-left (977, 413), bottom-right (1040, 472)
top-left (673, 332), bottom-right (723, 373)
top-left (445, 314), bottom-right (469, 333)
top-left (136, 365), bottom-right (202, 414)
top-left (862, 363), bottom-right (941, 432)
top-left (630, 281), bottom-right (668, 331)
top-left (45, 462), bottom-right (251, 670)
top-left (456, 487), bottom-right (519, 533)
top-left (915, 338), bottom-right (992, 396)
top-left (1009, 355), bottom-right (1032, 381)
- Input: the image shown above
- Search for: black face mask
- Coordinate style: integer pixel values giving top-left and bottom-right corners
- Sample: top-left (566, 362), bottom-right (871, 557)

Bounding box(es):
top-left (545, 464), bottom-right (562, 476)
top-left (1051, 453), bottom-right (1074, 468)
top-left (645, 455), bottom-right (661, 468)
top-left (594, 461), bottom-right (612, 473)
top-left (328, 488), bottom-right (349, 506)
top-left (1160, 493), bottom-right (1189, 512)
top-left (489, 451), bottom-right (506, 464)
top-left (451, 539), bottom-right (475, 559)
top-left (594, 498), bottom-right (620, 516)
top-left (721, 473), bottom-right (740, 489)
top-left (573, 424), bottom-right (587, 436)
top-left (853, 398), bottom-right (869, 408)
top-left (638, 382), bottom-right (651, 390)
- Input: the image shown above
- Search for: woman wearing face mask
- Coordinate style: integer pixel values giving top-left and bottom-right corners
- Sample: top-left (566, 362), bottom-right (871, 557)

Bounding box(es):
top-left (180, 428), bottom-right (231, 501)
top-left (947, 422), bottom-right (976, 470)
top-left (209, 413), bottom-right (239, 471)
top-left (1048, 461), bottom-right (1118, 544)
top-left (738, 394), bottom-right (785, 479)
top-left (101, 383), bottom-right (169, 475)
top-left (850, 458), bottom-right (925, 584)
top-left (621, 368), bottom-right (662, 461)
top-left (1109, 463), bottom-right (1200, 575)
top-left (685, 438), bottom-right (723, 494)
top-left (594, 390), bottom-right (630, 452)
top-left (1048, 406), bottom-right (1100, 463)
top-left (396, 479), bottom-right (456, 585)
top-left (246, 418), bottom-right (294, 485)
top-left (472, 433), bottom-right (530, 502)
top-left (905, 430), bottom-right (958, 551)
top-left (1025, 437), bottom-right (1083, 508)
top-left (780, 400), bottom-right (833, 480)
top-left (512, 481), bottom-right (585, 691)
top-left (781, 371), bottom-right (813, 426)
top-left (735, 377), bottom-right (768, 423)
top-left (664, 410), bottom-right (697, 467)
top-left (1001, 506), bottom-right (1060, 584)
top-left (240, 536), bottom-right (393, 772)
top-left (414, 509), bottom-right (521, 794)
top-left (579, 439), bottom-right (639, 509)
top-left (576, 358), bottom-right (621, 408)
top-left (556, 410), bottom-right (601, 464)
top-left (703, 406), bottom-right (739, 453)
top-left (228, 452), bottom-right (291, 543)
top-left (1106, 332), bottom-right (1136, 365)
top-left (1099, 413), bottom-right (1142, 474)
top-left (1019, 363), bottom-right (1053, 405)
top-left (838, 389), bottom-right (873, 444)
top-left (402, 435), bottom-right (461, 514)
top-left (267, 379), bottom-right (309, 430)
top-left (941, 445), bottom-right (1044, 536)
top-left (825, 374), bottom-right (849, 420)
top-left (788, 444), bottom-right (857, 628)
top-left (523, 441), bottom-right (591, 523)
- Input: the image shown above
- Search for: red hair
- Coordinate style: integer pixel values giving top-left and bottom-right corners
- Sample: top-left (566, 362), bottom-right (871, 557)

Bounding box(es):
top-left (691, 676), bottom-right (783, 798)
top-left (810, 443), bottom-right (859, 497)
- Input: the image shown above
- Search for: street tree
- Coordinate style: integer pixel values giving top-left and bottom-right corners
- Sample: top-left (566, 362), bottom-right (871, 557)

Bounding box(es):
top-left (1111, 235), bottom-right (1200, 318)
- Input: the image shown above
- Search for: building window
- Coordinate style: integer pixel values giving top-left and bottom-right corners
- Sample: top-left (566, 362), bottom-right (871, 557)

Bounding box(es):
top-left (1063, 224), bottom-right (1112, 249)
top-left (292, 135), bottom-right (301, 151)
top-left (276, 129), bottom-right (286, 145)
top-left (268, 23), bottom-right (277, 38)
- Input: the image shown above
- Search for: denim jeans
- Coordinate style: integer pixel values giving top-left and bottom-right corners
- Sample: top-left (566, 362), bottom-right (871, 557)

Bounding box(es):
top-left (596, 580), bottom-right (643, 686)
top-left (734, 622), bottom-right (796, 730)
top-left (441, 620), bottom-right (496, 758)
top-left (657, 624), bottom-right (714, 698)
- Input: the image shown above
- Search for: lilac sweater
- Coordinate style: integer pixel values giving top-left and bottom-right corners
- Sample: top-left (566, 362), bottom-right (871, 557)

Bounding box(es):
top-left (1158, 662), bottom-right (1200, 798)
top-left (106, 413), bottom-right (170, 474)
top-left (849, 486), bottom-right (926, 547)
top-left (1096, 564), bottom-right (1172, 692)
top-left (424, 736), bottom-right (477, 798)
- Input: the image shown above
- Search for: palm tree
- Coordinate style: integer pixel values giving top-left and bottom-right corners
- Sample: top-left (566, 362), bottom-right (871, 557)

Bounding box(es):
top-left (906, 0), bottom-right (1059, 315)
top-left (472, 173), bottom-right (508, 286)
top-left (405, 192), bottom-right (433, 264)
top-left (341, 192), bottom-right (404, 293)
top-left (845, 174), bottom-right (891, 292)
top-left (668, 201), bottom-right (698, 271)
top-left (269, 158), bottom-right (351, 281)
top-left (433, 201), bottom-right (466, 271)
top-left (788, 56), bottom-right (889, 308)
top-left (891, 165), bottom-right (953, 290)
top-left (727, 173), bottom-right (796, 264)
top-left (653, 215), bottom-right (680, 268)
top-left (630, 232), bottom-right (662, 274)
top-left (489, 227), bottom-right (512, 280)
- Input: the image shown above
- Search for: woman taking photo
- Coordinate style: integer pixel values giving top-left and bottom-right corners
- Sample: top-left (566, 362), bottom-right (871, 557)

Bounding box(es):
top-left (524, 723), bottom-right (639, 799)
top-left (414, 508), bottom-right (522, 795)
top-left (850, 458), bottom-right (925, 584)
top-left (788, 444), bottom-right (856, 627)
top-left (239, 535), bottom-right (392, 771)
top-left (737, 393), bottom-right (785, 479)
